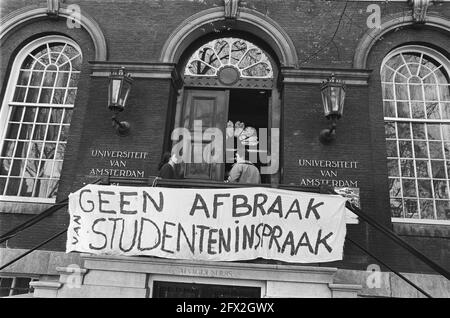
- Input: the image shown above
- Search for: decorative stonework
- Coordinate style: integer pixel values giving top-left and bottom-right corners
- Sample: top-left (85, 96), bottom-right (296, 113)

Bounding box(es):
top-left (408, 0), bottom-right (432, 23)
top-left (46, 0), bottom-right (60, 17)
top-left (353, 14), bottom-right (450, 69)
top-left (224, 0), bottom-right (240, 19)
top-left (82, 254), bottom-right (339, 285)
top-left (0, 5), bottom-right (107, 61)
top-left (183, 75), bottom-right (273, 89)
top-left (89, 61), bottom-right (182, 88)
top-left (160, 7), bottom-right (299, 68)
top-left (281, 68), bottom-right (371, 86)
top-left (184, 37), bottom-right (273, 79)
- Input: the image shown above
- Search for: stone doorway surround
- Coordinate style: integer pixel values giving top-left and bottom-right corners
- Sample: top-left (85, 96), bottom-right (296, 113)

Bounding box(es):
top-left (31, 254), bottom-right (361, 298)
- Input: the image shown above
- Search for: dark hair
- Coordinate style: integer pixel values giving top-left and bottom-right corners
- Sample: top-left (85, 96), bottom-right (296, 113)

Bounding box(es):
top-left (235, 146), bottom-right (250, 161)
top-left (158, 151), bottom-right (172, 170)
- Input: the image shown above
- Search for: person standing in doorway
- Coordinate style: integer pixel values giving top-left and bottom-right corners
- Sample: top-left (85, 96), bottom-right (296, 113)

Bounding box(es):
top-left (158, 151), bottom-right (181, 179)
top-left (226, 148), bottom-right (261, 184)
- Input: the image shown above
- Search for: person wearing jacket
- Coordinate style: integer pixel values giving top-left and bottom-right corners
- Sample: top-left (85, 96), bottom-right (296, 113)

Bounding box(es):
top-left (158, 151), bottom-right (181, 179)
top-left (227, 148), bottom-right (261, 184)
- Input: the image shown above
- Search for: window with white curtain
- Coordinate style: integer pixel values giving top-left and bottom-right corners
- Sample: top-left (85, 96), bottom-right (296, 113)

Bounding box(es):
top-left (381, 45), bottom-right (450, 223)
top-left (0, 36), bottom-right (82, 203)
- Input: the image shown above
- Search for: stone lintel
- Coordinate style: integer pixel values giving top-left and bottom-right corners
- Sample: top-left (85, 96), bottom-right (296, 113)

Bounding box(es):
top-left (81, 254), bottom-right (337, 284)
top-left (282, 68), bottom-right (372, 86)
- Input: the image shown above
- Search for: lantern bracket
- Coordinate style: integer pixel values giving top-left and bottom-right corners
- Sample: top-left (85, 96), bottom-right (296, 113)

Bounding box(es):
top-left (108, 67), bottom-right (133, 137)
top-left (319, 117), bottom-right (337, 144)
top-left (319, 74), bottom-right (346, 145)
top-left (112, 114), bottom-right (130, 137)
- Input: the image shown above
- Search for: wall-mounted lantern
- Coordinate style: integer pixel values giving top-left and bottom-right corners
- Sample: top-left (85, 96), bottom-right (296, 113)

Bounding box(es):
top-left (319, 74), bottom-right (346, 144)
top-left (108, 67), bottom-right (133, 136)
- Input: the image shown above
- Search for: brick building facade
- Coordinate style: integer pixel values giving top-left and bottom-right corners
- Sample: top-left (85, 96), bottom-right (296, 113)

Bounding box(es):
top-left (0, 0), bottom-right (449, 297)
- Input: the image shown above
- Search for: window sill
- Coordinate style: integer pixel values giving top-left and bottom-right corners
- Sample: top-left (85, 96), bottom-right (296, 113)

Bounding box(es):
top-left (0, 196), bottom-right (56, 204)
top-left (0, 198), bottom-right (56, 215)
top-left (392, 218), bottom-right (450, 226)
top-left (392, 220), bottom-right (450, 239)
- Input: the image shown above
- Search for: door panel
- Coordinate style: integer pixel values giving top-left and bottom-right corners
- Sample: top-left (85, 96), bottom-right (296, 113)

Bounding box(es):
top-left (182, 89), bottom-right (229, 180)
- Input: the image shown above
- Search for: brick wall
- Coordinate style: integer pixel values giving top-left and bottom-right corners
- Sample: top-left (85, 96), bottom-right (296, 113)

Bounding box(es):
top-left (0, 0), bottom-right (449, 273)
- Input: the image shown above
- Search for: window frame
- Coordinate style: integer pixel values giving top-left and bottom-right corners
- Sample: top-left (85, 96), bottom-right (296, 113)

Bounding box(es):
top-left (0, 275), bottom-right (38, 297)
top-left (381, 45), bottom-right (450, 225)
top-left (184, 37), bottom-right (274, 79)
top-left (0, 35), bottom-right (82, 204)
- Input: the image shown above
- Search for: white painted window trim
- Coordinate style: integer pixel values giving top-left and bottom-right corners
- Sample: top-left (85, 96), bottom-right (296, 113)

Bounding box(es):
top-left (382, 45), bottom-right (450, 224)
top-left (0, 35), bottom-right (81, 204)
top-left (382, 45), bottom-right (450, 73)
top-left (392, 217), bottom-right (450, 225)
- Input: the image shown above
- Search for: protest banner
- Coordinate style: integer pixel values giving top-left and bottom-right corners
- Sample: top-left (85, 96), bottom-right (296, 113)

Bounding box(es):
top-left (67, 185), bottom-right (348, 263)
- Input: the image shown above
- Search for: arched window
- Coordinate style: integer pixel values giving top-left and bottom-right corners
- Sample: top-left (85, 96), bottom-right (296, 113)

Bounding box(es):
top-left (381, 45), bottom-right (450, 222)
top-left (184, 37), bottom-right (273, 86)
top-left (0, 36), bottom-right (82, 202)
top-left (174, 37), bottom-right (277, 182)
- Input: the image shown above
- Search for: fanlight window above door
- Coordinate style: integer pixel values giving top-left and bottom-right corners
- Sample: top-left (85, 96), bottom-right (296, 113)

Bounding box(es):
top-left (185, 38), bottom-right (273, 83)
